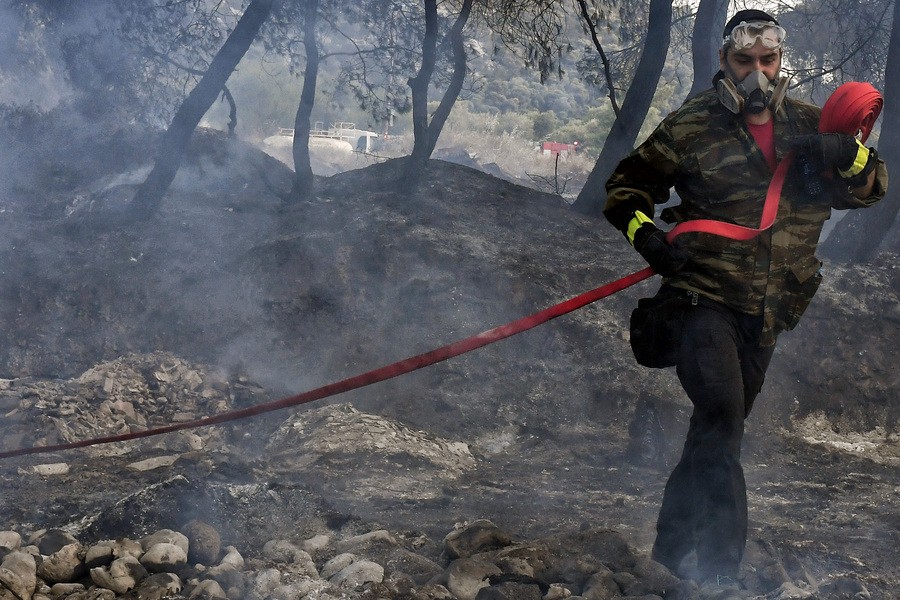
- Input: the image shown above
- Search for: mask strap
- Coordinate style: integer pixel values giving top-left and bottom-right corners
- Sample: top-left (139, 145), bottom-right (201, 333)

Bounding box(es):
top-left (768, 76), bottom-right (790, 114)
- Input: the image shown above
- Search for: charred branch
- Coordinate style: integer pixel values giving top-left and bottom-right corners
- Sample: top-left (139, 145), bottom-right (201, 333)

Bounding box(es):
top-left (130, 0), bottom-right (277, 220)
top-left (289, 0), bottom-right (320, 201)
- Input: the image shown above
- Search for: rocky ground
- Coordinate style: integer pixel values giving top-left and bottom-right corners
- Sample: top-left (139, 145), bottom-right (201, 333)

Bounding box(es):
top-left (0, 122), bottom-right (897, 599)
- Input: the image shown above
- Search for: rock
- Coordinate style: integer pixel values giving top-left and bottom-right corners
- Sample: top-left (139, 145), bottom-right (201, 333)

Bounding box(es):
top-left (127, 456), bottom-right (179, 471)
top-left (36, 542), bottom-right (86, 583)
top-left (741, 539), bottom-right (791, 591)
top-left (495, 555), bottom-right (534, 578)
top-left (205, 568), bottom-right (245, 600)
top-left (384, 548), bottom-right (444, 584)
top-left (321, 553), bottom-right (355, 579)
top-left (18, 463), bottom-right (69, 476)
top-left (819, 575), bottom-right (871, 599)
top-left (260, 541), bottom-right (317, 577)
top-left (544, 583), bottom-right (574, 599)
top-left (141, 530), bottom-right (190, 555)
top-left (334, 529), bottom-right (399, 554)
top-left (140, 543), bottom-right (188, 573)
top-left (250, 567), bottom-right (281, 598)
top-left (152, 431), bottom-right (205, 452)
top-left (370, 571), bottom-right (416, 599)
top-left (216, 573), bottom-right (247, 600)
top-left (180, 520), bottom-right (221, 566)
top-left (206, 546), bottom-right (244, 578)
top-left (581, 567), bottom-right (620, 600)
top-left (111, 538), bottom-right (144, 560)
top-left (494, 544), bottom-right (553, 580)
top-left (269, 579), bottom-right (325, 600)
top-left (133, 572), bottom-right (183, 599)
top-left (541, 528), bottom-right (638, 586)
top-left (265, 404), bottom-right (476, 501)
top-left (413, 583), bottom-right (456, 600)
top-left (766, 581), bottom-right (816, 599)
top-left (34, 530), bottom-right (78, 556)
top-left (49, 582), bottom-right (85, 596)
top-left (611, 570), bottom-right (636, 592)
top-left (90, 555), bottom-right (148, 594)
top-left (299, 534), bottom-right (330, 557)
top-left (474, 581), bottom-right (543, 600)
top-left (0, 534), bottom-right (20, 552)
top-left (261, 539), bottom-right (303, 564)
top-left (444, 520), bottom-right (513, 559)
top-left (330, 559), bottom-right (384, 589)
top-left (629, 556), bottom-right (681, 596)
top-left (189, 579), bottom-right (227, 599)
top-left (0, 551), bottom-right (37, 600)
top-left (218, 546), bottom-right (244, 570)
top-left (446, 557), bottom-right (503, 600)
top-left (84, 542), bottom-right (115, 568)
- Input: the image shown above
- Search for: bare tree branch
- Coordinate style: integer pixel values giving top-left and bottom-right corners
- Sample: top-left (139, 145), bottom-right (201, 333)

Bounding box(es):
top-left (576, 0), bottom-right (620, 116)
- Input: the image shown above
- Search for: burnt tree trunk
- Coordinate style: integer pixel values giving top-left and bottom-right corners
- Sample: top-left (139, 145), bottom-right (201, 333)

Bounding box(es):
top-left (222, 87), bottom-right (238, 136)
top-left (420, 0), bottom-right (473, 161)
top-left (406, 0), bottom-right (439, 178)
top-left (572, 0), bottom-right (674, 217)
top-left (820, 0), bottom-right (900, 262)
top-left (289, 0), bottom-right (320, 200)
top-left (131, 0), bottom-right (276, 219)
top-left (687, 0), bottom-right (728, 99)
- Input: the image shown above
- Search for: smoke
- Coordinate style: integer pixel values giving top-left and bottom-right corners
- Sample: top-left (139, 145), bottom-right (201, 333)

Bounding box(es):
top-left (0, 4), bottom-right (71, 111)
top-left (0, 1), bottom-right (124, 113)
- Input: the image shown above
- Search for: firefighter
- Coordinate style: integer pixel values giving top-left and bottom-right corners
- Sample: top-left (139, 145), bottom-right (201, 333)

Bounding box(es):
top-left (602, 8), bottom-right (887, 592)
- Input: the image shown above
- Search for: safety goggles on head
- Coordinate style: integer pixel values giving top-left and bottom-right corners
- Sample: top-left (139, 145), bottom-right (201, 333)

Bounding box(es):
top-left (724, 21), bottom-right (786, 50)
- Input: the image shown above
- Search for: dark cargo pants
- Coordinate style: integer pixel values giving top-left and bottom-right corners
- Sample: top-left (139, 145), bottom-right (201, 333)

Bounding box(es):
top-left (651, 301), bottom-right (775, 580)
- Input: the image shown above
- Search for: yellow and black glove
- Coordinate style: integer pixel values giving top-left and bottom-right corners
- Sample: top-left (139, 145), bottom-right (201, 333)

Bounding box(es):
top-left (628, 212), bottom-right (688, 277)
top-left (789, 133), bottom-right (877, 188)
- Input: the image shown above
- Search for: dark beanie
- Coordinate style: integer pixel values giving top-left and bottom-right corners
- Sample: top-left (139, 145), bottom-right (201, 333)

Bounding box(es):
top-left (723, 9), bottom-right (779, 39)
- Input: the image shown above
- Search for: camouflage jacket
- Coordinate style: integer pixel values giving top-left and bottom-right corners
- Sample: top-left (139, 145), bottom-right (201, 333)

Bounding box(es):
top-left (604, 88), bottom-right (888, 346)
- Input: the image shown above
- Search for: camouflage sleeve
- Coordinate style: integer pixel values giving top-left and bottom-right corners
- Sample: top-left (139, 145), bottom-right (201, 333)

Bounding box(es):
top-left (603, 122), bottom-right (681, 234)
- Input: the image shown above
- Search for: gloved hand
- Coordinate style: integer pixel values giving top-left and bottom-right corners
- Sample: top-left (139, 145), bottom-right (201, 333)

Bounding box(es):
top-left (788, 133), bottom-right (869, 173)
top-left (633, 223), bottom-right (688, 277)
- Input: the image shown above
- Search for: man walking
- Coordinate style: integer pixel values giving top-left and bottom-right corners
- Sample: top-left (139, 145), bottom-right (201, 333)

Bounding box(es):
top-left (602, 8), bottom-right (887, 588)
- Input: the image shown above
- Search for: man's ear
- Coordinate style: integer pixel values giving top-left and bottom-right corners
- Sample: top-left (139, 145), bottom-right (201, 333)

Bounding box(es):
top-left (719, 47), bottom-right (727, 69)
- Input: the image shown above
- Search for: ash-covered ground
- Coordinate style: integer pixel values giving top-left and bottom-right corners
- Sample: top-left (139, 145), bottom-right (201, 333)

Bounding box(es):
top-left (0, 123), bottom-right (897, 599)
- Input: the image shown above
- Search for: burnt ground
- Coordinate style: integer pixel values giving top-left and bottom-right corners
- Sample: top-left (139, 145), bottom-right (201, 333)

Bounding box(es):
top-left (0, 124), bottom-right (898, 598)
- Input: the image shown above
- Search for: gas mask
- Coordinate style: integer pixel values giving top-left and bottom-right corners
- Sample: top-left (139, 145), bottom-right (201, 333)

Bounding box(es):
top-left (717, 69), bottom-right (789, 115)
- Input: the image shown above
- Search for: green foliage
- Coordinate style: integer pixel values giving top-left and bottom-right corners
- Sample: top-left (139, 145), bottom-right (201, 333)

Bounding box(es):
top-left (201, 48), bottom-right (390, 139)
top-left (531, 110), bottom-right (558, 140)
top-left (443, 100), bottom-right (533, 138)
top-left (199, 0), bottom-right (689, 156)
top-left (435, 100), bottom-right (597, 184)
top-left (466, 29), bottom-right (610, 118)
top-left (552, 103), bottom-right (616, 153)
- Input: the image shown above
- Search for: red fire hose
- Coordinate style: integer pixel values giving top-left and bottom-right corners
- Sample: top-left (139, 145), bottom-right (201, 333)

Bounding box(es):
top-left (0, 83), bottom-right (882, 460)
top-left (0, 267), bottom-right (656, 460)
top-left (818, 81), bottom-right (882, 142)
